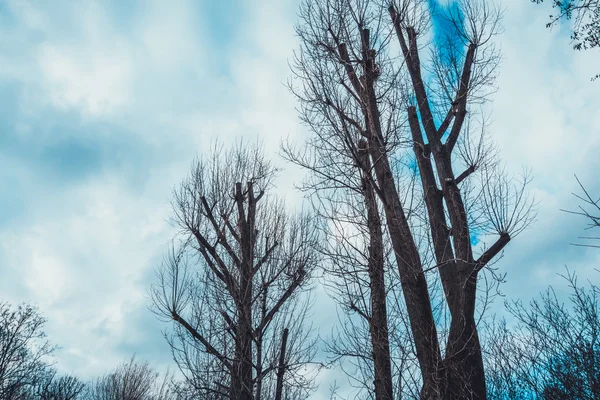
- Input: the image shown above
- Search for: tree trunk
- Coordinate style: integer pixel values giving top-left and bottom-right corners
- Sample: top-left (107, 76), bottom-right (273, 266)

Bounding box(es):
top-left (389, 10), bottom-right (487, 398)
top-left (275, 328), bottom-right (289, 400)
top-left (350, 29), bottom-right (442, 395)
top-left (231, 182), bottom-right (256, 400)
top-left (441, 276), bottom-right (486, 400)
top-left (359, 141), bottom-right (394, 400)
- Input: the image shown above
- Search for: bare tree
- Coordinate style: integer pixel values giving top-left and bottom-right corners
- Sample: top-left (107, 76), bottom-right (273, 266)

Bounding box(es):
top-left (0, 302), bottom-right (56, 400)
top-left (151, 141), bottom-right (320, 399)
top-left (33, 369), bottom-right (86, 400)
top-left (283, 136), bottom-right (427, 399)
top-left (86, 356), bottom-right (174, 400)
top-left (484, 270), bottom-right (600, 399)
top-left (289, 0), bottom-right (535, 398)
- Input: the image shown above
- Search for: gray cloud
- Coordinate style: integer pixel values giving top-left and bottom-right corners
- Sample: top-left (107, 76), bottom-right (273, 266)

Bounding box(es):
top-left (0, 0), bottom-right (598, 398)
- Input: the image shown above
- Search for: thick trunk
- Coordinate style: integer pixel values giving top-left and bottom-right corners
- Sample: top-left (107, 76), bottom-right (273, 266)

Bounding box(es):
top-left (359, 141), bottom-right (394, 400)
top-left (231, 320), bottom-right (253, 400)
top-left (255, 335), bottom-right (263, 400)
top-left (255, 290), bottom-right (269, 400)
top-left (442, 277), bottom-right (486, 400)
top-left (431, 139), bottom-right (486, 400)
top-left (344, 28), bottom-right (441, 395)
top-left (368, 98), bottom-right (441, 397)
top-left (363, 61), bottom-right (441, 400)
top-left (388, 10), bottom-right (487, 398)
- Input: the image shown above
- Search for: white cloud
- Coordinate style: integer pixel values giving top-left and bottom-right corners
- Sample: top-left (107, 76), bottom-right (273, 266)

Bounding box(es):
top-left (135, 0), bottom-right (207, 73)
top-left (0, 174), bottom-right (175, 376)
top-left (38, 44), bottom-right (133, 117)
top-left (0, 0), bottom-right (599, 397)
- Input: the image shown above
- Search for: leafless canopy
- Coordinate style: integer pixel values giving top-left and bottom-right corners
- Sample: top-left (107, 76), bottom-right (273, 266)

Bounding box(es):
top-left (287, 0), bottom-right (536, 398)
top-left (151, 141), bottom-right (320, 400)
top-left (0, 302), bottom-right (56, 400)
top-left (33, 370), bottom-right (86, 400)
top-left (484, 270), bottom-right (600, 399)
top-left (86, 356), bottom-right (174, 400)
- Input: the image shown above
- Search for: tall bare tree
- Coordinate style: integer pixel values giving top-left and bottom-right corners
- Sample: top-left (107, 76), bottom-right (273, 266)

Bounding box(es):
top-left (283, 134), bottom-right (428, 400)
top-left (151, 142), bottom-right (319, 399)
top-left (289, 0), bottom-right (535, 398)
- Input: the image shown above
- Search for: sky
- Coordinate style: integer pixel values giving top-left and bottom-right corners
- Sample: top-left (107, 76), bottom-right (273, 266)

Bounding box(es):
top-left (0, 0), bottom-right (599, 398)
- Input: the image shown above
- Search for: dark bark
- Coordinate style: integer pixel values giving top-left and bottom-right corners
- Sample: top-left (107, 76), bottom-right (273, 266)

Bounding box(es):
top-left (154, 144), bottom-right (319, 399)
top-left (390, 7), bottom-right (488, 398)
top-left (349, 28), bottom-right (442, 396)
top-left (407, 106), bottom-right (458, 320)
top-left (358, 140), bottom-right (394, 400)
top-left (275, 328), bottom-right (289, 400)
top-left (292, 1), bottom-right (531, 397)
top-left (230, 182), bottom-right (255, 400)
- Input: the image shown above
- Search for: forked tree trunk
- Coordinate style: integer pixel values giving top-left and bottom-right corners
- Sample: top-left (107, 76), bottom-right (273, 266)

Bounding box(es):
top-left (293, 2), bottom-right (519, 398)
top-left (389, 9), bottom-right (487, 397)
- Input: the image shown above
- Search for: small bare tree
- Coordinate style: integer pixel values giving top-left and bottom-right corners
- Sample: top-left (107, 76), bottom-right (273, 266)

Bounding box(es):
top-left (0, 302), bottom-right (56, 400)
top-left (86, 356), bottom-right (174, 400)
top-left (33, 370), bottom-right (86, 400)
top-left (484, 270), bottom-right (600, 399)
top-left (289, 0), bottom-right (535, 398)
top-left (151, 142), bottom-right (320, 399)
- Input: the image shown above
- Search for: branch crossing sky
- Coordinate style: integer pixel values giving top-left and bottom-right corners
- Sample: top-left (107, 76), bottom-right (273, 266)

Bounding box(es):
top-left (0, 1), bottom-right (599, 398)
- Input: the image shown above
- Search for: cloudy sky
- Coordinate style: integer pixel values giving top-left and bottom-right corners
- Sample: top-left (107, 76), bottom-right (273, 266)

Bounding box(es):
top-left (0, 0), bottom-right (599, 398)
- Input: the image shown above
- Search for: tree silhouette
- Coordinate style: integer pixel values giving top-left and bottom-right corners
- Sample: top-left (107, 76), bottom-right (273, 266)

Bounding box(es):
top-left (288, 0), bottom-right (535, 398)
top-left (151, 141), bottom-right (319, 399)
